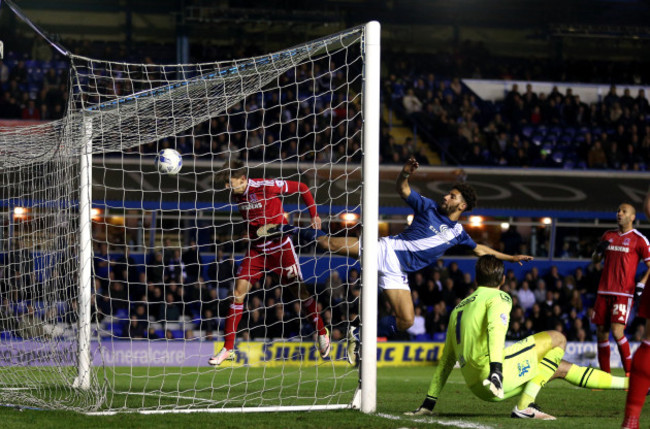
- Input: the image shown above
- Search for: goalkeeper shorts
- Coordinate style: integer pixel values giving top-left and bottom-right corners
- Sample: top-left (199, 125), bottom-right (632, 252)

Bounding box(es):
top-left (466, 335), bottom-right (539, 402)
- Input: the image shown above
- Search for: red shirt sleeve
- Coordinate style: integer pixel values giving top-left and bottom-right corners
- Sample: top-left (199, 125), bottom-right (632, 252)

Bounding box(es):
top-left (284, 181), bottom-right (318, 218)
top-left (638, 234), bottom-right (650, 262)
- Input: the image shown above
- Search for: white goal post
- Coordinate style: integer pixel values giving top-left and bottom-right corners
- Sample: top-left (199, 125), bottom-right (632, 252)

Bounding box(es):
top-left (0, 20), bottom-right (380, 414)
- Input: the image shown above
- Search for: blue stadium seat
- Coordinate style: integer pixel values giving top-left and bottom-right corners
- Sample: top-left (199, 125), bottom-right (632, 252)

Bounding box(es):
top-left (413, 333), bottom-right (432, 341)
top-left (432, 332), bottom-right (446, 342)
top-left (28, 68), bottom-right (44, 83)
top-left (545, 134), bottom-right (558, 144)
top-left (115, 308), bottom-right (129, 320)
top-left (110, 323), bottom-right (124, 337)
top-left (56, 302), bottom-right (68, 315)
top-left (531, 134), bottom-right (543, 146)
top-left (521, 125), bottom-right (534, 138)
top-left (27, 83), bottom-right (41, 95)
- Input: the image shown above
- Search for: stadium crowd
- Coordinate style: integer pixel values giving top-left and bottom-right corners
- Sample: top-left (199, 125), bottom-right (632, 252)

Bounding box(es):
top-left (2, 41), bottom-right (650, 171)
top-left (0, 42), bottom-right (648, 346)
top-left (2, 227), bottom-right (646, 348)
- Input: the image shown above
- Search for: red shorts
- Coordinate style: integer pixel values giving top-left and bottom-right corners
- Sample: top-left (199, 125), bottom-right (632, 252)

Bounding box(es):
top-left (639, 287), bottom-right (650, 319)
top-left (236, 237), bottom-right (303, 284)
top-left (591, 294), bottom-right (634, 326)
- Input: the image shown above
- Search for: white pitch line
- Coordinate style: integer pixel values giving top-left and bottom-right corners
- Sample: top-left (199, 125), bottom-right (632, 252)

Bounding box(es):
top-left (376, 412), bottom-right (494, 429)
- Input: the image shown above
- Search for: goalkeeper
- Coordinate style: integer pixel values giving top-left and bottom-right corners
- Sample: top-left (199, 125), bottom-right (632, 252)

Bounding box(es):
top-left (406, 255), bottom-right (629, 420)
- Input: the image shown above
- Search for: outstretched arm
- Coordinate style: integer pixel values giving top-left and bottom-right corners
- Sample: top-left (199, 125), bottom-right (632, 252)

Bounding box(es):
top-left (473, 244), bottom-right (534, 266)
top-left (396, 157), bottom-right (419, 199)
top-left (285, 181), bottom-right (321, 229)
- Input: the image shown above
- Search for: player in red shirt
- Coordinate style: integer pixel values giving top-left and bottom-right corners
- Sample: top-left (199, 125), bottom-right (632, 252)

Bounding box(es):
top-left (591, 203), bottom-right (650, 375)
top-left (208, 160), bottom-right (329, 366)
top-left (621, 196), bottom-right (650, 429)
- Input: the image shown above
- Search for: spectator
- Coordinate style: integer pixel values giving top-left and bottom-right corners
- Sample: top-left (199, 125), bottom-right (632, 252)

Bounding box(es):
top-left (405, 305), bottom-right (426, 339)
top-left (441, 278), bottom-right (458, 310)
top-left (208, 247), bottom-right (235, 300)
top-left (500, 225), bottom-right (523, 255)
top-left (534, 279), bottom-right (547, 303)
top-left (402, 88), bottom-right (423, 115)
top-left (182, 240), bottom-right (202, 285)
top-left (127, 309), bottom-right (148, 339)
top-left (516, 280), bottom-right (536, 312)
top-left (425, 301), bottom-right (448, 334)
top-left (165, 249), bottom-right (186, 284)
top-left (146, 251), bottom-right (165, 286)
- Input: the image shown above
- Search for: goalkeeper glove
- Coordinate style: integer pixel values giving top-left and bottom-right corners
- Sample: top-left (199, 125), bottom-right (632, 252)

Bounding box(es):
top-left (636, 282), bottom-right (645, 299)
top-left (483, 362), bottom-right (504, 399)
top-left (595, 240), bottom-right (610, 256)
top-left (404, 395), bottom-right (437, 416)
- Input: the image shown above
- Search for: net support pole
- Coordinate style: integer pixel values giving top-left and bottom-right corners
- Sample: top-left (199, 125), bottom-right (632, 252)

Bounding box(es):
top-left (74, 116), bottom-right (93, 390)
top-left (360, 20), bottom-right (380, 414)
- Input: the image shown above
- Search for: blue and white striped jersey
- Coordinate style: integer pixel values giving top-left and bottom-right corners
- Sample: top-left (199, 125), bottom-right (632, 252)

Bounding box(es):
top-left (391, 190), bottom-right (477, 273)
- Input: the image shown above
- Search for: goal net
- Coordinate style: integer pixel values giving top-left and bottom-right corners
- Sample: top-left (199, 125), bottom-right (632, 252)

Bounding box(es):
top-left (0, 22), bottom-right (380, 413)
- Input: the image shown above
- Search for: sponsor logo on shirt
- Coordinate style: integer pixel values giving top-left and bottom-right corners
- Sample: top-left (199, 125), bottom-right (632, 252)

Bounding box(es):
top-left (241, 202), bottom-right (263, 211)
top-left (608, 245), bottom-right (629, 253)
top-left (428, 224), bottom-right (452, 244)
top-left (500, 313), bottom-right (508, 326)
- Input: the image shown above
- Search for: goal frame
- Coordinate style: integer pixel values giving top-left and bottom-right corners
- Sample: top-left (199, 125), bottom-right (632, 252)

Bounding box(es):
top-left (72, 21), bottom-right (381, 415)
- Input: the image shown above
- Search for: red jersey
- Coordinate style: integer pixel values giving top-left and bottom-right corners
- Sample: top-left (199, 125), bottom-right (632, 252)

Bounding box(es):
top-left (236, 178), bottom-right (317, 240)
top-left (597, 229), bottom-right (650, 297)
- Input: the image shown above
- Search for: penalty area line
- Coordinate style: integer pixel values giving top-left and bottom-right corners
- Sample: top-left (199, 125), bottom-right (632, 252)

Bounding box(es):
top-left (376, 412), bottom-right (494, 429)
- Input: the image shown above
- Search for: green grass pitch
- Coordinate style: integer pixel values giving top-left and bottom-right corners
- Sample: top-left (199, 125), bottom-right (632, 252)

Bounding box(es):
top-left (0, 366), bottom-right (646, 428)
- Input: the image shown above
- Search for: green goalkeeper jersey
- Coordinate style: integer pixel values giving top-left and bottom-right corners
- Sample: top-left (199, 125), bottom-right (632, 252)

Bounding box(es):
top-left (427, 286), bottom-right (512, 399)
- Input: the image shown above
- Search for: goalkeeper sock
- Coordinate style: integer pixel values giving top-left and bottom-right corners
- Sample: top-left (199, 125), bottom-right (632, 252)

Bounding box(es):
top-left (517, 346), bottom-right (564, 409)
top-left (421, 395), bottom-right (437, 411)
top-left (624, 341), bottom-right (650, 425)
top-left (598, 340), bottom-right (611, 373)
top-left (302, 297), bottom-right (326, 335)
top-left (223, 303), bottom-right (244, 350)
top-left (564, 364), bottom-right (628, 389)
top-left (616, 335), bottom-right (632, 373)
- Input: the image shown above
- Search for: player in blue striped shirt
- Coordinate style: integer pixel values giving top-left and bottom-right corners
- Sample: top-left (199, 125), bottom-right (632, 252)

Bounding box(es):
top-left (258, 157), bottom-right (533, 363)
